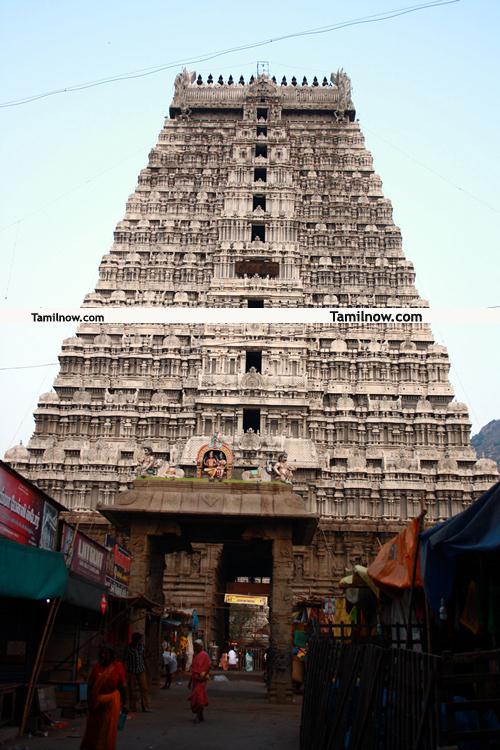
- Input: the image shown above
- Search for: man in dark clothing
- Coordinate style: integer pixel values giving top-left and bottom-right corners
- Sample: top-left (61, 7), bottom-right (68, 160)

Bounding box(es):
top-left (125, 632), bottom-right (151, 712)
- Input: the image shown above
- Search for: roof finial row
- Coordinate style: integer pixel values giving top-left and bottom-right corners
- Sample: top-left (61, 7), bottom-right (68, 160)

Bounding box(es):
top-left (192, 74), bottom-right (331, 87)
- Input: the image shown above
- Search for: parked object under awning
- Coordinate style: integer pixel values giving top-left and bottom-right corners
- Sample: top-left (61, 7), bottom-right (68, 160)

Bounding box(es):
top-left (0, 536), bottom-right (68, 600)
top-left (63, 572), bottom-right (106, 612)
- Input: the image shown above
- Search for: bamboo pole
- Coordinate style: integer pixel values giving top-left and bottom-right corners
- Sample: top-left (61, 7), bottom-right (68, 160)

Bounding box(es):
top-left (18, 520), bottom-right (81, 737)
top-left (18, 597), bottom-right (62, 736)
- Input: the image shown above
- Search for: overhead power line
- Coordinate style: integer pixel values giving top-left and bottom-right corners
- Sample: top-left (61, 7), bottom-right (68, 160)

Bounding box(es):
top-left (0, 1), bottom-right (459, 109)
top-left (0, 363), bottom-right (58, 372)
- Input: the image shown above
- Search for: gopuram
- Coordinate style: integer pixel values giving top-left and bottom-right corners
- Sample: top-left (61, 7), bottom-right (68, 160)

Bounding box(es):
top-left (5, 69), bottom-right (498, 692)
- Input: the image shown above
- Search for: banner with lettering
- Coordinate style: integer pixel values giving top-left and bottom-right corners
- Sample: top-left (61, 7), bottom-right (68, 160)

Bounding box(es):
top-left (0, 464), bottom-right (44, 547)
top-left (105, 539), bottom-right (132, 597)
top-left (61, 524), bottom-right (108, 585)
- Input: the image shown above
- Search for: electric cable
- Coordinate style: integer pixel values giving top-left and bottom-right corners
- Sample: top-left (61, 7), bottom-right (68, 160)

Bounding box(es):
top-left (0, 1), bottom-right (459, 109)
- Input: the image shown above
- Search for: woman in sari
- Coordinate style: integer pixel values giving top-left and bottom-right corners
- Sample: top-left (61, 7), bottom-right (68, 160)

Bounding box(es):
top-left (81, 644), bottom-right (126, 750)
top-left (188, 639), bottom-right (211, 723)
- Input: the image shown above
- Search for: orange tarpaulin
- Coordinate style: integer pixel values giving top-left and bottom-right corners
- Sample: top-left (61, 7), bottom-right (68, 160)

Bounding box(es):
top-left (367, 517), bottom-right (423, 590)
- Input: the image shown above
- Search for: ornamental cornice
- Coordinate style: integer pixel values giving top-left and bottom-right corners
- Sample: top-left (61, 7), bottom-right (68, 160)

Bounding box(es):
top-left (171, 69), bottom-right (354, 114)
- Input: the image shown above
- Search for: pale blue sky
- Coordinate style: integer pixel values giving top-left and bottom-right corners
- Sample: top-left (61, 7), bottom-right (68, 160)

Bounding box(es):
top-left (1, 0), bottom-right (499, 454)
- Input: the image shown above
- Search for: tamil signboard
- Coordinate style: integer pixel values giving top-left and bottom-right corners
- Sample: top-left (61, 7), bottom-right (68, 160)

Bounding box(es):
top-left (224, 593), bottom-right (268, 606)
top-left (61, 524), bottom-right (108, 586)
top-left (0, 463), bottom-right (46, 547)
top-left (104, 536), bottom-right (131, 598)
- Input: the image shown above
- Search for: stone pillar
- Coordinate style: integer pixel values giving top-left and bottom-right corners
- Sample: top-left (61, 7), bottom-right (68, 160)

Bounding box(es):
top-left (269, 524), bottom-right (294, 703)
top-left (128, 522), bottom-right (165, 685)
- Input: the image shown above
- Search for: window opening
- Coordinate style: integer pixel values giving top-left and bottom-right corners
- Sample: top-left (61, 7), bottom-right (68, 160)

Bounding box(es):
top-left (254, 167), bottom-right (267, 182)
top-left (251, 224), bottom-right (265, 242)
top-left (257, 108), bottom-right (268, 120)
top-left (253, 195), bottom-right (266, 211)
top-left (245, 351), bottom-right (262, 372)
top-left (247, 299), bottom-right (264, 308)
top-left (257, 126), bottom-right (267, 137)
top-left (243, 409), bottom-right (261, 432)
top-left (255, 144), bottom-right (268, 158)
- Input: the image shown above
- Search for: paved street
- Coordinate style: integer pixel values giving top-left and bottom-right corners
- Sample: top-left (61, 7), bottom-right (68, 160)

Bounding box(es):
top-left (9, 677), bottom-right (302, 750)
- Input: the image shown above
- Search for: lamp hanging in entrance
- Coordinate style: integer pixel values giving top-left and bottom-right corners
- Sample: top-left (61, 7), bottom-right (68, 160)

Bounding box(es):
top-left (100, 593), bottom-right (108, 615)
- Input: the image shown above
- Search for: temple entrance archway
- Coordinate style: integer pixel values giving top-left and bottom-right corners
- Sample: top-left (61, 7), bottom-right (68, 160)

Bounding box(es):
top-left (218, 540), bottom-right (272, 657)
top-left (99, 478), bottom-right (317, 703)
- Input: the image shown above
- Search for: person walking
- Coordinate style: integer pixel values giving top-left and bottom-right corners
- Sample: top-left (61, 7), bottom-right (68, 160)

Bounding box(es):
top-left (125, 632), bottom-right (151, 712)
top-left (228, 646), bottom-right (238, 670)
top-left (188, 639), bottom-right (211, 723)
top-left (81, 644), bottom-right (126, 750)
top-left (161, 649), bottom-right (178, 689)
top-left (245, 649), bottom-right (254, 672)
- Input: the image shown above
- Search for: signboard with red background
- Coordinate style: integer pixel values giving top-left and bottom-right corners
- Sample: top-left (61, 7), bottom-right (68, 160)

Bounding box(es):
top-left (61, 524), bottom-right (108, 586)
top-left (0, 464), bottom-right (44, 547)
top-left (105, 534), bottom-right (131, 597)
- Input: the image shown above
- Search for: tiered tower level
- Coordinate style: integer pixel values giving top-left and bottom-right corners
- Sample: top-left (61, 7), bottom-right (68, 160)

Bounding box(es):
top-left (6, 70), bottom-right (497, 611)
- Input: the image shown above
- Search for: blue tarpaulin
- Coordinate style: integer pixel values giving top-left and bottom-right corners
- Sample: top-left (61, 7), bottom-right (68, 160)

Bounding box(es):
top-left (421, 481), bottom-right (500, 613)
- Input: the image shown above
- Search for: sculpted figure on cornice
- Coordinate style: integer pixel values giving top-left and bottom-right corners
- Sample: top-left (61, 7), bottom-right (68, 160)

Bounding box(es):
top-left (241, 367), bottom-right (264, 390)
top-left (174, 68), bottom-right (195, 99)
top-left (240, 428), bottom-right (261, 451)
top-left (272, 452), bottom-right (295, 484)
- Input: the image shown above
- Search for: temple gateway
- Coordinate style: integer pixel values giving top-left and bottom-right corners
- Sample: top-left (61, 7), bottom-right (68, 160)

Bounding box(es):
top-left (5, 69), bottom-right (498, 698)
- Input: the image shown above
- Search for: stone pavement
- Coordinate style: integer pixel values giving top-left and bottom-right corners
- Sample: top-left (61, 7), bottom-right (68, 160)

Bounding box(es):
top-left (7, 676), bottom-right (302, 750)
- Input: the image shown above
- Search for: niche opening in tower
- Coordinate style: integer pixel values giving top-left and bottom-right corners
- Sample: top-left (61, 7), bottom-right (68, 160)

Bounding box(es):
top-left (253, 194), bottom-right (266, 212)
top-left (245, 350), bottom-right (262, 373)
top-left (257, 107), bottom-right (268, 120)
top-left (251, 224), bottom-right (265, 242)
top-left (243, 408), bottom-right (261, 433)
top-left (257, 126), bottom-right (267, 137)
top-left (254, 167), bottom-right (267, 183)
top-left (247, 299), bottom-right (264, 307)
top-left (255, 144), bottom-right (268, 158)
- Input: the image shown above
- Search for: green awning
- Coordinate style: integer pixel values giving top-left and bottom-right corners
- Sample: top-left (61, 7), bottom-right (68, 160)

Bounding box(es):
top-left (0, 536), bottom-right (68, 600)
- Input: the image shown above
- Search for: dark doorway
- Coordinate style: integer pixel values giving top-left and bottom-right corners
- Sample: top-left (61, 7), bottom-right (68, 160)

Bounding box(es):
top-left (257, 126), bottom-right (267, 137)
top-left (247, 299), bottom-right (264, 307)
top-left (219, 540), bottom-right (272, 659)
top-left (243, 408), bottom-right (260, 432)
top-left (253, 194), bottom-right (266, 211)
top-left (255, 144), bottom-right (268, 158)
top-left (251, 224), bottom-right (265, 242)
top-left (245, 350), bottom-right (262, 372)
top-left (236, 259), bottom-right (278, 278)
top-left (257, 108), bottom-right (268, 120)
top-left (254, 168), bottom-right (267, 182)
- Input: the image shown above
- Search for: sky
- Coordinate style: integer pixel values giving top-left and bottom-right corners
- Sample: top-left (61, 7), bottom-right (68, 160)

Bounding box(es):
top-left (1, 0), bottom-right (499, 456)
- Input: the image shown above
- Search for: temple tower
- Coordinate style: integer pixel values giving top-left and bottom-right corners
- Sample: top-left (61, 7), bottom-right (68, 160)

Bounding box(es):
top-left (5, 69), bottom-right (497, 631)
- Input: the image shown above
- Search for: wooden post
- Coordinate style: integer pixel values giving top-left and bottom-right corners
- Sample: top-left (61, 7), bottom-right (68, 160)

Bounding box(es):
top-left (406, 510), bottom-right (426, 647)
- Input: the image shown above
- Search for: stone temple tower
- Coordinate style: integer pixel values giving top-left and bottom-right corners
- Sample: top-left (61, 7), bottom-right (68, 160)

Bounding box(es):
top-left (6, 69), bottom-right (497, 625)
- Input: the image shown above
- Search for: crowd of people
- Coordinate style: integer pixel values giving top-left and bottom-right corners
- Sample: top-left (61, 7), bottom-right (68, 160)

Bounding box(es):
top-left (80, 634), bottom-right (264, 749)
top-left (80, 632), bottom-right (213, 749)
top-left (218, 645), bottom-right (256, 672)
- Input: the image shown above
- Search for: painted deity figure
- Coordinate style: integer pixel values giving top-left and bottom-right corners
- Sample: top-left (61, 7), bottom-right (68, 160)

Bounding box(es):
top-left (203, 451), bottom-right (218, 481)
top-left (137, 446), bottom-right (158, 477)
top-left (209, 432), bottom-right (223, 450)
top-left (273, 453), bottom-right (295, 484)
top-left (215, 457), bottom-right (227, 481)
